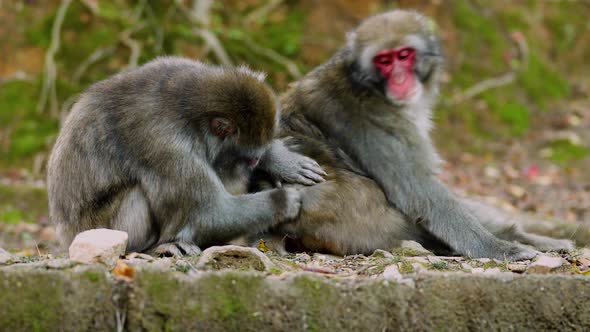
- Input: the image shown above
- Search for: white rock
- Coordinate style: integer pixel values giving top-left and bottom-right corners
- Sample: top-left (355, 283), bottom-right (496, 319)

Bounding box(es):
top-left (371, 249), bottom-right (394, 259)
top-left (383, 264), bottom-right (403, 281)
top-left (528, 255), bottom-right (564, 274)
top-left (0, 248), bottom-right (14, 265)
top-left (196, 245), bottom-right (275, 271)
top-left (507, 263), bottom-right (527, 273)
top-left (407, 257), bottom-right (430, 264)
top-left (68, 228), bottom-right (128, 267)
top-left (484, 267), bottom-right (502, 274)
top-left (471, 268), bottom-right (485, 274)
top-left (461, 263), bottom-right (473, 271)
top-left (411, 263), bottom-right (427, 273)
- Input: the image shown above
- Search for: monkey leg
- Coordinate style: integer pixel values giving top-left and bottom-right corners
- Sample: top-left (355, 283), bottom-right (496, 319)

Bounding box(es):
top-left (277, 169), bottom-right (438, 256)
top-left (462, 198), bottom-right (574, 252)
top-left (111, 187), bottom-right (158, 253)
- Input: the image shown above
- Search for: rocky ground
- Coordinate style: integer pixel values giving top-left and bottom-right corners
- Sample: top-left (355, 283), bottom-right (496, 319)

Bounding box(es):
top-left (1, 241), bottom-right (589, 331)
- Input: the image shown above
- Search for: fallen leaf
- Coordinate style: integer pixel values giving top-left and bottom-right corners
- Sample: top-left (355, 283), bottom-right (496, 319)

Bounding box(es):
top-left (113, 259), bottom-right (135, 281)
top-left (257, 239), bottom-right (270, 253)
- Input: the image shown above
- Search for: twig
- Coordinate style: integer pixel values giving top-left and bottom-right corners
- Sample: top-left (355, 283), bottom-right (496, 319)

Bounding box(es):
top-left (193, 28), bottom-right (233, 66)
top-left (240, 37), bottom-right (301, 78)
top-left (191, 0), bottom-right (213, 26)
top-left (120, 24), bottom-right (146, 69)
top-left (453, 72), bottom-right (515, 104)
top-left (243, 0), bottom-right (283, 25)
top-left (72, 46), bottom-right (117, 83)
top-left (80, 0), bottom-right (98, 15)
top-left (37, 0), bottom-right (72, 116)
top-left (451, 30), bottom-right (529, 104)
top-left (175, 0), bottom-right (233, 66)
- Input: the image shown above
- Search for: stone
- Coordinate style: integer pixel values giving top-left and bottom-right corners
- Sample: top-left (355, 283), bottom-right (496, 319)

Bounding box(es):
top-left (0, 248), bottom-right (14, 265)
top-left (46, 259), bottom-right (77, 269)
top-left (312, 253), bottom-right (341, 261)
top-left (398, 240), bottom-right (433, 256)
top-left (528, 255), bottom-right (564, 274)
top-left (382, 264), bottom-right (402, 281)
top-left (483, 267), bottom-right (502, 274)
top-left (427, 256), bottom-right (443, 264)
top-left (411, 263), bottom-right (428, 273)
top-left (471, 268), bottom-right (485, 274)
top-left (68, 228), bottom-right (128, 268)
top-left (461, 263), bottom-right (473, 271)
top-left (407, 257), bottom-right (429, 264)
top-left (507, 263), bottom-right (527, 273)
top-left (196, 245), bottom-right (275, 272)
top-left (371, 249), bottom-right (394, 259)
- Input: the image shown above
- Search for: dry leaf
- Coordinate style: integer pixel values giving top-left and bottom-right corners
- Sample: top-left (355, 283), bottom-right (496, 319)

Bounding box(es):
top-left (113, 259), bottom-right (135, 281)
top-left (257, 239), bottom-right (270, 253)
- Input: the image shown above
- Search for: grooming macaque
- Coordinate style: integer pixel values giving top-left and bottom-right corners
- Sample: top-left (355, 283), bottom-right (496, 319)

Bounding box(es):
top-left (47, 57), bottom-right (325, 256)
top-left (252, 10), bottom-right (573, 260)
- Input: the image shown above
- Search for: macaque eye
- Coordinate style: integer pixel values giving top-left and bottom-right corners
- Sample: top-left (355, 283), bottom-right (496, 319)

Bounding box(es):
top-left (396, 48), bottom-right (415, 61)
top-left (375, 56), bottom-right (392, 65)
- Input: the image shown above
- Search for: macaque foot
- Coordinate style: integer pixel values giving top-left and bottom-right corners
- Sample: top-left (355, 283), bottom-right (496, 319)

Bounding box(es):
top-left (473, 242), bottom-right (538, 261)
top-left (150, 242), bottom-right (202, 257)
top-left (532, 238), bottom-right (574, 252)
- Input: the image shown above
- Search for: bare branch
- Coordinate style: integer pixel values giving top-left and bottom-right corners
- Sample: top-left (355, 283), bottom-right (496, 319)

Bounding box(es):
top-left (191, 0), bottom-right (213, 26)
top-left (120, 24), bottom-right (146, 69)
top-left (453, 72), bottom-right (515, 104)
top-left (194, 28), bottom-right (233, 66)
top-left (72, 46), bottom-right (117, 83)
top-left (241, 37), bottom-right (301, 78)
top-left (175, 0), bottom-right (233, 66)
top-left (37, 0), bottom-right (72, 116)
top-left (244, 0), bottom-right (284, 25)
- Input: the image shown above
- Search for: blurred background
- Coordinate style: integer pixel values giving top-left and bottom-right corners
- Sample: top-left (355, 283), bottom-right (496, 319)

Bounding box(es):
top-left (1, 0), bottom-right (589, 254)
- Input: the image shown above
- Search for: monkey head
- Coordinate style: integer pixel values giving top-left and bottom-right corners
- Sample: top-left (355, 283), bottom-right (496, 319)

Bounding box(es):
top-left (204, 66), bottom-right (279, 168)
top-left (347, 10), bottom-right (443, 106)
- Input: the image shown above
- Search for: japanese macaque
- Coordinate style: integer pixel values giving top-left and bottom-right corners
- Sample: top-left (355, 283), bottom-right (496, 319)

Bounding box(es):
top-left (47, 57), bottom-right (325, 256)
top-left (251, 10), bottom-right (573, 259)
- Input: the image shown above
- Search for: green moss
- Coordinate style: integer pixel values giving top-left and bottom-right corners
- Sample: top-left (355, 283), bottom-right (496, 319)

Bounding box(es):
top-left (84, 271), bottom-right (102, 282)
top-left (0, 185), bottom-right (48, 225)
top-left (518, 54), bottom-right (570, 109)
top-left (0, 272), bottom-right (63, 331)
top-left (547, 140), bottom-right (590, 164)
top-left (431, 261), bottom-right (449, 270)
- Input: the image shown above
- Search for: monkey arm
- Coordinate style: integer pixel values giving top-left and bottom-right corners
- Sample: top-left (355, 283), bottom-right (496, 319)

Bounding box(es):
top-left (257, 139), bottom-right (327, 186)
top-left (142, 156), bottom-right (301, 247)
top-left (339, 127), bottom-right (535, 259)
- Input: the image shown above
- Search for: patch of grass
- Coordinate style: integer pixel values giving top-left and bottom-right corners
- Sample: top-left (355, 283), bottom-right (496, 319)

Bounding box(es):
top-left (430, 261), bottom-right (449, 270)
top-left (547, 140), bottom-right (590, 164)
top-left (518, 54), bottom-right (570, 110)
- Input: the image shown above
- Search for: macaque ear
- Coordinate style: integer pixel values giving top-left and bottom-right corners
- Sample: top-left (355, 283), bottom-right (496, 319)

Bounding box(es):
top-left (210, 117), bottom-right (236, 138)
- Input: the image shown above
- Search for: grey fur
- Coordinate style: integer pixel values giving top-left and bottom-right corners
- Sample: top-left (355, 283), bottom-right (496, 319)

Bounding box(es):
top-left (48, 57), bottom-right (307, 255)
top-left (252, 10), bottom-right (572, 260)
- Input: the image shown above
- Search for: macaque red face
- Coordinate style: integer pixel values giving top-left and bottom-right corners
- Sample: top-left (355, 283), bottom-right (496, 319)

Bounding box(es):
top-left (372, 47), bottom-right (417, 100)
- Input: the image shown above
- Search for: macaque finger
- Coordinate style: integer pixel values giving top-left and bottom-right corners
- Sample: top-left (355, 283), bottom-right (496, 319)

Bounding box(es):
top-left (302, 162), bottom-right (328, 177)
top-left (301, 169), bottom-right (326, 183)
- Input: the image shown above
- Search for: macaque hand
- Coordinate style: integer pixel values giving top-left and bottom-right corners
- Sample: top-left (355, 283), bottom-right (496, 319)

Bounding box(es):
top-left (270, 149), bottom-right (327, 186)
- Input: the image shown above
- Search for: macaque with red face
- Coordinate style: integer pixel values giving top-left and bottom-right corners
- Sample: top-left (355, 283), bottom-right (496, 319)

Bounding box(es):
top-left (250, 10), bottom-right (573, 259)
